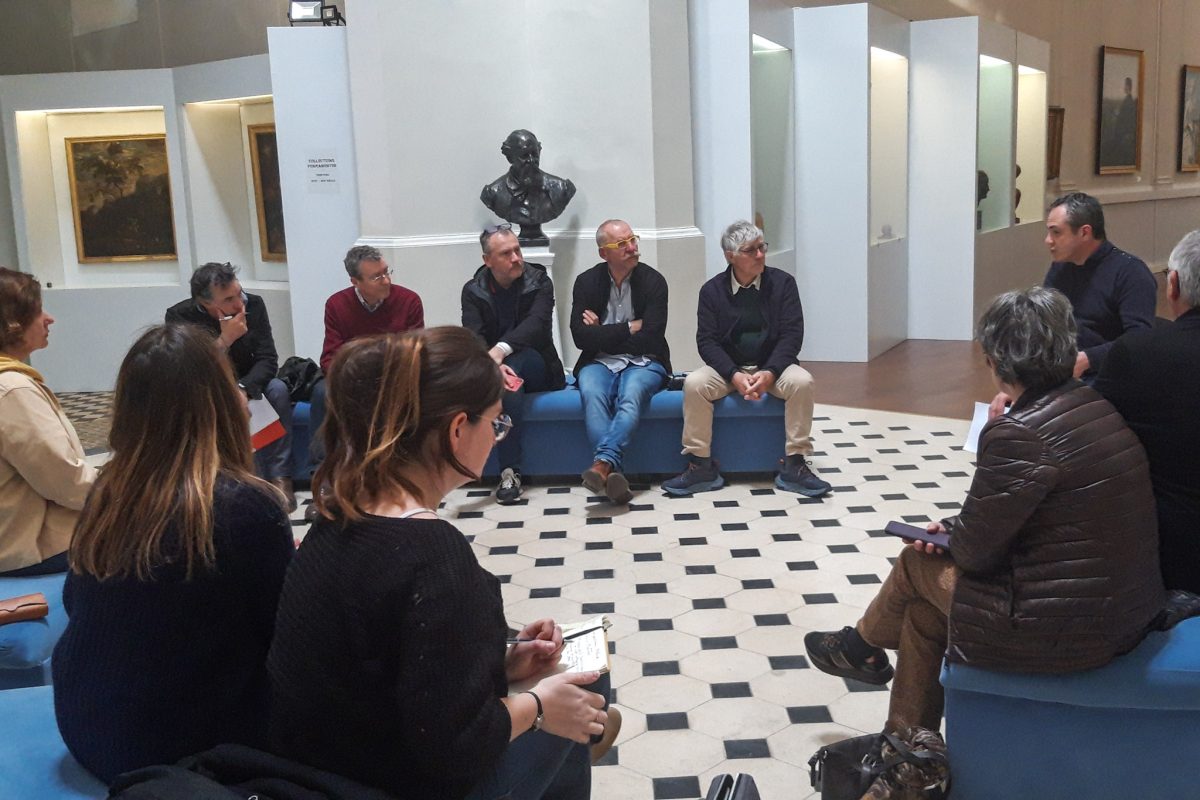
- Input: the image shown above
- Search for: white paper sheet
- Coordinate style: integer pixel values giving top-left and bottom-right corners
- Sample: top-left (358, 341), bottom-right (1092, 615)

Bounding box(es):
top-left (963, 402), bottom-right (990, 453)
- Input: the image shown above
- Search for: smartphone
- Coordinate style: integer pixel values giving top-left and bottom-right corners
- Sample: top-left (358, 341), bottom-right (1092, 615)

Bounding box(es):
top-left (883, 521), bottom-right (951, 551)
top-left (504, 373), bottom-right (524, 391)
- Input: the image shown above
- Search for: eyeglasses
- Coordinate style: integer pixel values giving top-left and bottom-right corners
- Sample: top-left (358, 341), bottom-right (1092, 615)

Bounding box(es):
top-left (600, 234), bottom-right (640, 251)
top-left (367, 268), bottom-right (394, 283)
top-left (737, 242), bottom-right (768, 255)
top-left (471, 413), bottom-right (513, 442)
top-left (484, 223), bottom-right (513, 236)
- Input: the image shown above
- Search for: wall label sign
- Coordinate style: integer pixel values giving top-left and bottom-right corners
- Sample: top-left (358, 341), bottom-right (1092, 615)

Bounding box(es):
top-left (306, 153), bottom-right (340, 193)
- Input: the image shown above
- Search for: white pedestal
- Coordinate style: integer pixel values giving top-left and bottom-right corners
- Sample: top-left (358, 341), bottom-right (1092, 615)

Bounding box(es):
top-left (522, 246), bottom-right (564, 369)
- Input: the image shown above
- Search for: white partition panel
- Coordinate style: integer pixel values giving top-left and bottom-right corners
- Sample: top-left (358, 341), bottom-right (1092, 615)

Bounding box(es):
top-left (267, 26), bottom-right (359, 362)
top-left (908, 17), bottom-right (980, 341)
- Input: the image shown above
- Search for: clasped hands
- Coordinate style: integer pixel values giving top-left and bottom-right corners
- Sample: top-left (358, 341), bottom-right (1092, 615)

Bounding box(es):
top-left (506, 617), bottom-right (606, 744)
top-left (732, 369), bottom-right (775, 401)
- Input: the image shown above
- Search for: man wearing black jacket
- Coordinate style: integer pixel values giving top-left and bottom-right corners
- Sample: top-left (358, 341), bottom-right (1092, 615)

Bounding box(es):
top-left (570, 219), bottom-right (670, 503)
top-left (663, 220), bottom-right (830, 497)
top-left (1094, 229), bottom-right (1200, 593)
top-left (462, 224), bottom-right (565, 503)
top-left (165, 262), bottom-right (294, 509)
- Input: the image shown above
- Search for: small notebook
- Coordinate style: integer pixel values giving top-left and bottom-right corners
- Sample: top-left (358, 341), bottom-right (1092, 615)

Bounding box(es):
top-left (508, 615), bottom-right (611, 693)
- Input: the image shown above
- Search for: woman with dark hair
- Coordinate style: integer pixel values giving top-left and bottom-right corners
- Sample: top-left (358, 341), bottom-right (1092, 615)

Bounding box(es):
top-left (804, 286), bottom-right (1163, 735)
top-left (268, 327), bottom-right (608, 800)
top-left (53, 324), bottom-right (294, 783)
top-left (0, 267), bottom-right (95, 577)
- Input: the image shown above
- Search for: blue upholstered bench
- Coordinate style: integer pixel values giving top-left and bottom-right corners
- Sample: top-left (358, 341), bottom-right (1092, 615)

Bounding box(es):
top-left (292, 387), bottom-right (788, 481)
top-left (0, 685), bottom-right (106, 798)
top-left (0, 572), bottom-right (68, 690)
top-left (941, 617), bottom-right (1200, 799)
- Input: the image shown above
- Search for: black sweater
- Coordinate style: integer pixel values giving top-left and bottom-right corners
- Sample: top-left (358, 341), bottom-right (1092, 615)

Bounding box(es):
top-left (569, 261), bottom-right (671, 374)
top-left (52, 478), bottom-right (294, 784)
top-left (1043, 240), bottom-right (1156, 375)
top-left (267, 516), bottom-right (512, 799)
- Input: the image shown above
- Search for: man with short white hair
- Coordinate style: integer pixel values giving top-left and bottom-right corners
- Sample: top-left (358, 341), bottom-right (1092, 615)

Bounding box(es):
top-left (663, 220), bottom-right (830, 497)
top-left (1095, 229), bottom-right (1200, 593)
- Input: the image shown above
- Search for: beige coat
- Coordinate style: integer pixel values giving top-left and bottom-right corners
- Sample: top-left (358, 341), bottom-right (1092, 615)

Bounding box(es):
top-left (0, 372), bottom-right (96, 572)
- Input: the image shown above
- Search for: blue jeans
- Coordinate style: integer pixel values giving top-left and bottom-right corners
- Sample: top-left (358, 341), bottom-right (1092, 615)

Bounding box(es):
top-left (465, 673), bottom-right (610, 800)
top-left (252, 378), bottom-right (293, 481)
top-left (497, 348), bottom-right (553, 473)
top-left (576, 361), bottom-right (667, 472)
top-left (308, 377), bottom-right (327, 464)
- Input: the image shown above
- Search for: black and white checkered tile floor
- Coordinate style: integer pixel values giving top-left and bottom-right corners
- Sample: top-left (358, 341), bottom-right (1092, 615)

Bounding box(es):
top-left (286, 405), bottom-right (975, 800)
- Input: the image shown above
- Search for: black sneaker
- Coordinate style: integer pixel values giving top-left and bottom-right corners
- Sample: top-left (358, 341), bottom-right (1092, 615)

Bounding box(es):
top-left (496, 468), bottom-right (523, 505)
top-left (775, 456), bottom-right (832, 497)
top-left (804, 627), bottom-right (894, 685)
top-left (662, 457), bottom-right (725, 496)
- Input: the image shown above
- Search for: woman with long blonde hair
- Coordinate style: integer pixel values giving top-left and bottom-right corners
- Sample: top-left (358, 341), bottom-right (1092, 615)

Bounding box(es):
top-left (53, 323), bottom-right (294, 783)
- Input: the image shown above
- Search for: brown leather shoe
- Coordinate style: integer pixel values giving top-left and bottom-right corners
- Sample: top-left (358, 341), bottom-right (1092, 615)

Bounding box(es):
top-left (270, 477), bottom-right (297, 513)
top-left (591, 706), bottom-right (622, 764)
top-left (605, 471), bottom-right (633, 504)
top-left (581, 460), bottom-right (612, 494)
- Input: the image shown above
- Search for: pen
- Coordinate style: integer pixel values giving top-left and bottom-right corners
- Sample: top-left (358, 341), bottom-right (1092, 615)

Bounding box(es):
top-left (507, 625), bottom-right (603, 645)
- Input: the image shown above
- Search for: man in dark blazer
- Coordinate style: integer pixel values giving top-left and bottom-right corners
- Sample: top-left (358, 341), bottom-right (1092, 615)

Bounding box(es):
top-left (462, 223), bottom-right (564, 504)
top-left (1095, 229), bottom-right (1200, 593)
top-left (663, 220), bottom-right (830, 498)
top-left (165, 262), bottom-right (294, 510)
top-left (569, 219), bottom-right (670, 504)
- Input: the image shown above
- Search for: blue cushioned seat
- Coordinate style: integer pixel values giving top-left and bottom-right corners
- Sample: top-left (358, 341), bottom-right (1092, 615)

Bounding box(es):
top-left (0, 572), bottom-right (68, 688)
top-left (941, 617), bottom-right (1200, 799)
top-left (483, 388), bottom-right (787, 477)
top-left (0, 685), bottom-right (106, 798)
top-left (295, 387), bottom-right (790, 480)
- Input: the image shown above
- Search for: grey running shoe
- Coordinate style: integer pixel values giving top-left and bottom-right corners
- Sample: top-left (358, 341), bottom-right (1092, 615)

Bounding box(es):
top-left (662, 457), bottom-right (725, 496)
top-left (496, 467), bottom-right (523, 505)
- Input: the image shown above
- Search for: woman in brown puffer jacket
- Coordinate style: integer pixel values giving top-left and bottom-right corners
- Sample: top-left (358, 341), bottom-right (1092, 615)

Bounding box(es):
top-left (806, 286), bottom-right (1164, 733)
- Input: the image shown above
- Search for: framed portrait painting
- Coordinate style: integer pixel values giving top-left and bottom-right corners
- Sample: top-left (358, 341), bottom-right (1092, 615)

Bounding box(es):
top-left (248, 124), bottom-right (287, 261)
top-left (1180, 65), bottom-right (1200, 172)
top-left (1095, 46), bottom-right (1144, 175)
top-left (65, 134), bottom-right (177, 262)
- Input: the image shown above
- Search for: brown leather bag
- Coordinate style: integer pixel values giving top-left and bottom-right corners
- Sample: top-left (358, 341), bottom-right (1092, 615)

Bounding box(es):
top-left (0, 593), bottom-right (49, 626)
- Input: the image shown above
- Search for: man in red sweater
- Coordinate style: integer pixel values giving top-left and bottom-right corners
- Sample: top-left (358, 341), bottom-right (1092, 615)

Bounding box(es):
top-left (319, 245), bottom-right (424, 371)
top-left (306, 246), bottom-right (423, 518)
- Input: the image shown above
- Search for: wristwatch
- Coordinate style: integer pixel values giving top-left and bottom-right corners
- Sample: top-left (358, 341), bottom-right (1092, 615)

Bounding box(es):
top-left (523, 690), bottom-right (544, 731)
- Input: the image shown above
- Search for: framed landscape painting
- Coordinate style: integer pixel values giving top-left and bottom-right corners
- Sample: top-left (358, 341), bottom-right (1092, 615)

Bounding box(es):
top-left (1095, 46), bottom-right (1144, 175)
top-left (248, 124), bottom-right (287, 261)
top-left (1180, 65), bottom-right (1200, 172)
top-left (66, 134), bottom-right (177, 262)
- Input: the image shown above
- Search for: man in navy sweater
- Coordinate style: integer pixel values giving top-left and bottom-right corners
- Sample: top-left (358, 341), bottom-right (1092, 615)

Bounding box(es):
top-left (990, 192), bottom-right (1156, 417)
top-left (1042, 192), bottom-right (1155, 378)
top-left (663, 220), bottom-right (830, 498)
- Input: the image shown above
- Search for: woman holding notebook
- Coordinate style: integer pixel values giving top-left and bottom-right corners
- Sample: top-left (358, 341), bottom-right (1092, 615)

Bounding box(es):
top-left (268, 327), bottom-right (610, 800)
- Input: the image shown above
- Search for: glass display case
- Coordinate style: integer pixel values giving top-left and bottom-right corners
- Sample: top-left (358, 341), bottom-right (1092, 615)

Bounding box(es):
top-left (870, 46), bottom-right (908, 244)
top-left (976, 55), bottom-right (1014, 233)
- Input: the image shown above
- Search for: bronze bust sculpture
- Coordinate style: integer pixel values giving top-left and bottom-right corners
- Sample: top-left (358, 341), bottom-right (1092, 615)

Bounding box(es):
top-left (481, 129), bottom-right (576, 247)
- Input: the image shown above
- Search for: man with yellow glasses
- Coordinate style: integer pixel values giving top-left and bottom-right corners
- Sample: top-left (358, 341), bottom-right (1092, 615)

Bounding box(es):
top-left (569, 219), bottom-right (670, 503)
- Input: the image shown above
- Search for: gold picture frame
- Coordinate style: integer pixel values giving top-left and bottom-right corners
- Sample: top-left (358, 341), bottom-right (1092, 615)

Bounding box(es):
top-left (65, 134), bottom-right (177, 263)
top-left (1096, 46), bottom-right (1144, 175)
top-left (1180, 65), bottom-right (1200, 172)
top-left (248, 124), bottom-right (287, 262)
top-left (1047, 106), bottom-right (1065, 180)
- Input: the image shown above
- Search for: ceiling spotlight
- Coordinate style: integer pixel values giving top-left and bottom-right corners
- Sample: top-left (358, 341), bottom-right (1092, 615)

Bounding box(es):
top-left (288, 1), bottom-right (345, 26)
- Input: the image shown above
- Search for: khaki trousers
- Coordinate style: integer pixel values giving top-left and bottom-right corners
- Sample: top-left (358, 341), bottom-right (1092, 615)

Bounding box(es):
top-left (681, 364), bottom-right (814, 458)
top-left (856, 546), bottom-right (958, 733)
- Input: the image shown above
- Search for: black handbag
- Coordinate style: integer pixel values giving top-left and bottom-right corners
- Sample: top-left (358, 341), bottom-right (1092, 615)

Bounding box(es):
top-left (705, 772), bottom-right (761, 800)
top-left (809, 729), bottom-right (949, 799)
top-left (277, 357), bottom-right (323, 403)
